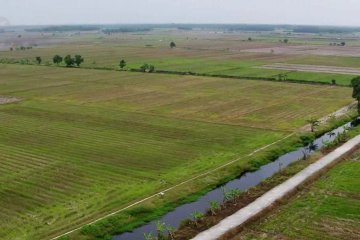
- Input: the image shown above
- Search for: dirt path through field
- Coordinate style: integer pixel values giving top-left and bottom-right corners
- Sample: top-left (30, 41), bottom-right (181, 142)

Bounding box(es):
top-left (0, 96), bottom-right (20, 104)
top-left (259, 63), bottom-right (360, 75)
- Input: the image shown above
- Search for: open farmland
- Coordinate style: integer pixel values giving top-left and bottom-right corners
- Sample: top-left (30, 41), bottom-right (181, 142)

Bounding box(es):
top-left (2, 29), bottom-right (360, 85)
top-left (233, 152), bottom-right (360, 240)
top-left (0, 63), bottom-right (353, 239)
top-left (260, 63), bottom-right (360, 75)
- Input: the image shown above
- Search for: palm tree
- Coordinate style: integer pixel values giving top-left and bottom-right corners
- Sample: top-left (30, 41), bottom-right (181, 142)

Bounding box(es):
top-left (307, 142), bottom-right (318, 153)
top-left (307, 118), bottom-right (320, 132)
top-left (327, 132), bottom-right (336, 138)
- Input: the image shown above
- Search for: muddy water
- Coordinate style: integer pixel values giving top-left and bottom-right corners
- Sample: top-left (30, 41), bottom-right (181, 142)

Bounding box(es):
top-left (114, 123), bottom-right (352, 240)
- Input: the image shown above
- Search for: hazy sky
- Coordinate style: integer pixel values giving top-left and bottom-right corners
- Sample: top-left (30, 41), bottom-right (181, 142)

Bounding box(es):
top-left (1, 0), bottom-right (360, 26)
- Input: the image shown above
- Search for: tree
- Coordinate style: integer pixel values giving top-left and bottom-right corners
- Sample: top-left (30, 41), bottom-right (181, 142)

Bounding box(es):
top-left (35, 56), bottom-right (42, 64)
top-left (170, 41), bottom-right (176, 48)
top-left (307, 142), bottom-right (318, 152)
top-left (64, 55), bottom-right (75, 67)
top-left (149, 65), bottom-right (155, 73)
top-left (351, 76), bottom-right (360, 114)
top-left (140, 64), bottom-right (155, 73)
top-left (140, 63), bottom-right (149, 72)
top-left (119, 59), bottom-right (126, 69)
top-left (74, 55), bottom-right (84, 67)
top-left (248, 37), bottom-right (252, 41)
top-left (283, 38), bottom-right (289, 44)
top-left (331, 79), bottom-right (336, 85)
top-left (306, 118), bottom-right (320, 132)
top-left (53, 55), bottom-right (63, 65)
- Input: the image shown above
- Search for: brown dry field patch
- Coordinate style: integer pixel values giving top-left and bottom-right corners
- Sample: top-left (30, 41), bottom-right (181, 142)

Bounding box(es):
top-left (260, 63), bottom-right (360, 75)
top-left (0, 96), bottom-right (20, 104)
top-left (243, 44), bottom-right (360, 57)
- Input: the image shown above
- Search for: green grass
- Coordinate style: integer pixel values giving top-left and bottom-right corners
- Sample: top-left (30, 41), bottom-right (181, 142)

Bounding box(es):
top-left (1, 31), bottom-right (359, 85)
top-left (0, 64), bottom-right (354, 239)
top-left (287, 55), bottom-right (360, 68)
top-left (235, 152), bottom-right (360, 240)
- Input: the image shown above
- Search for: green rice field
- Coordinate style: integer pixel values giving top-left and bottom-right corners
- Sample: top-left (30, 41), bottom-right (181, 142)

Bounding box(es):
top-left (0, 63), bottom-right (354, 239)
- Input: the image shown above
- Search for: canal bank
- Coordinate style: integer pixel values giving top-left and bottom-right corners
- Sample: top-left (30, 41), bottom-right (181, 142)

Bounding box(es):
top-left (191, 134), bottom-right (360, 240)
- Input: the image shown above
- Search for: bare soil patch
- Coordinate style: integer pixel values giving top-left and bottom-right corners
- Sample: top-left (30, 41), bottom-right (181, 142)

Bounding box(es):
top-left (242, 45), bottom-right (360, 57)
top-left (259, 63), bottom-right (360, 75)
top-left (0, 96), bottom-right (21, 104)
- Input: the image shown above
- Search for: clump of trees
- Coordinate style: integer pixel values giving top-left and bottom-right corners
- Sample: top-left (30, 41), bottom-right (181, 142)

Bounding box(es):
top-left (140, 63), bottom-right (155, 72)
top-left (119, 59), bottom-right (126, 69)
top-left (64, 55), bottom-right (75, 67)
top-left (351, 76), bottom-right (360, 114)
top-left (102, 27), bottom-right (152, 34)
top-left (16, 46), bottom-right (32, 51)
top-left (53, 55), bottom-right (63, 65)
top-left (35, 56), bottom-right (42, 64)
top-left (329, 42), bottom-right (346, 46)
top-left (74, 55), bottom-right (84, 66)
top-left (64, 54), bottom-right (84, 67)
top-left (170, 41), bottom-right (176, 48)
top-left (278, 74), bottom-right (288, 81)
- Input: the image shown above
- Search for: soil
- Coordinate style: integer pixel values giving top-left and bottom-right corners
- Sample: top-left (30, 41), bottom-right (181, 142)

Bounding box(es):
top-left (259, 63), bottom-right (360, 75)
top-left (242, 45), bottom-right (360, 57)
top-left (0, 96), bottom-right (21, 104)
